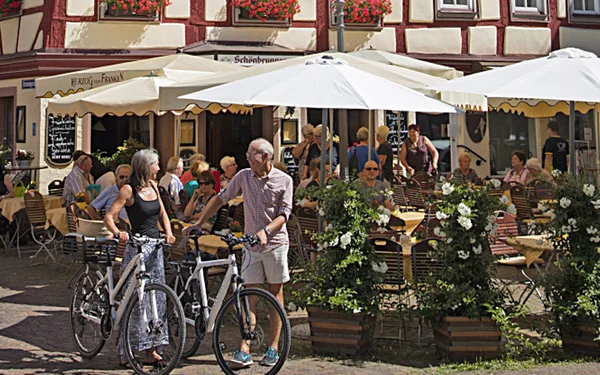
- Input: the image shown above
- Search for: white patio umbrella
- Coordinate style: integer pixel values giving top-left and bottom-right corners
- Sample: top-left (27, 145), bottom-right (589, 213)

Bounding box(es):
top-left (180, 55), bottom-right (459, 182)
top-left (429, 48), bottom-right (600, 173)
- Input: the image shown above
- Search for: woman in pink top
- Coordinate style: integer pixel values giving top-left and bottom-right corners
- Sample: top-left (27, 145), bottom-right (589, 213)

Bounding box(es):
top-left (504, 150), bottom-right (529, 185)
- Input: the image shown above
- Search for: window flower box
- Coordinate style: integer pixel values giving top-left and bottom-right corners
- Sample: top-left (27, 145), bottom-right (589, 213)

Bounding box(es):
top-left (330, 0), bottom-right (391, 30)
top-left (99, 0), bottom-right (170, 21)
top-left (0, 0), bottom-right (22, 21)
top-left (232, 0), bottom-right (300, 26)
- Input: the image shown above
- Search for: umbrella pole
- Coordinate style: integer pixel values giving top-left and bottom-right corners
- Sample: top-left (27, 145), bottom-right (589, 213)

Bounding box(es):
top-left (339, 109), bottom-right (349, 180)
top-left (569, 101), bottom-right (576, 174)
top-left (175, 114), bottom-right (181, 157)
top-left (319, 109), bottom-right (328, 233)
top-left (329, 108), bottom-right (334, 173)
top-left (368, 110), bottom-right (372, 162)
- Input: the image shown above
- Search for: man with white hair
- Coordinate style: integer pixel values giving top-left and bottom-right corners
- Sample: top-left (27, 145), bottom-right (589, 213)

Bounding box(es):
top-left (159, 156), bottom-right (184, 205)
top-left (219, 155), bottom-right (237, 190)
top-left (88, 164), bottom-right (131, 221)
top-left (63, 154), bottom-right (94, 206)
top-left (184, 138), bottom-right (293, 368)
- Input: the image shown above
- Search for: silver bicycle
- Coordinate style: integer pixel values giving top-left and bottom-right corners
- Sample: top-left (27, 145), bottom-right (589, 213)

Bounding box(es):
top-left (169, 231), bottom-right (291, 375)
top-left (68, 233), bottom-right (186, 375)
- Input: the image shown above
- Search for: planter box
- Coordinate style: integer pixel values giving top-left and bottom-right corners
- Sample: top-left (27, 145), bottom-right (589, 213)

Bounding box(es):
top-left (433, 316), bottom-right (502, 360)
top-left (100, 3), bottom-right (158, 21)
top-left (562, 324), bottom-right (600, 356)
top-left (234, 7), bottom-right (291, 26)
top-left (308, 307), bottom-right (375, 356)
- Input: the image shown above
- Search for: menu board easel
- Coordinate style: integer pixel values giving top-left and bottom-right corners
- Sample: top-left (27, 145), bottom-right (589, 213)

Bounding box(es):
top-left (46, 114), bottom-right (76, 166)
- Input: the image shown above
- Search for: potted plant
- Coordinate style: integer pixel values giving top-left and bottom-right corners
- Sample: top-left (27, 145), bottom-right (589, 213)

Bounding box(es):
top-left (331, 0), bottom-right (392, 28)
top-left (291, 178), bottom-right (388, 355)
top-left (538, 172), bottom-right (600, 355)
top-left (75, 193), bottom-right (87, 209)
top-left (100, 0), bottom-right (171, 18)
top-left (233, 0), bottom-right (300, 23)
top-left (229, 220), bottom-right (242, 238)
top-left (0, 0), bottom-right (21, 19)
top-left (412, 181), bottom-right (508, 360)
top-left (15, 149), bottom-right (34, 168)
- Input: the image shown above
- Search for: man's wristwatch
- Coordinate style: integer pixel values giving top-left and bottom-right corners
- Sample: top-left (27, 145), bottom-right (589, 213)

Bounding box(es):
top-left (262, 227), bottom-right (271, 235)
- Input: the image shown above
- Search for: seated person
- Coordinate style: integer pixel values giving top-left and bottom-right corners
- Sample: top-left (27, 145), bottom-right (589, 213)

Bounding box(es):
top-left (88, 164), bottom-right (131, 222)
top-left (348, 127), bottom-right (380, 176)
top-left (183, 161), bottom-right (210, 197)
top-left (219, 156), bottom-right (237, 190)
top-left (63, 154), bottom-right (94, 206)
top-left (524, 158), bottom-right (554, 186)
top-left (360, 160), bottom-right (394, 211)
top-left (504, 150), bottom-right (528, 185)
top-left (0, 162), bottom-right (14, 202)
top-left (183, 170), bottom-right (218, 229)
top-left (180, 153), bottom-right (205, 185)
top-left (159, 156), bottom-right (184, 205)
top-left (451, 152), bottom-right (479, 185)
top-left (301, 158), bottom-right (330, 210)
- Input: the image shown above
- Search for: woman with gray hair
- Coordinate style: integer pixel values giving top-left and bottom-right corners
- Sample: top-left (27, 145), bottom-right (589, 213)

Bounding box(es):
top-left (104, 148), bottom-right (175, 368)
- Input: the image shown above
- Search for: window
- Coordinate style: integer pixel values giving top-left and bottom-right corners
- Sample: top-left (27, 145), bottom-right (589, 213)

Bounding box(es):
top-left (511, 0), bottom-right (548, 21)
top-left (573, 0), bottom-right (599, 14)
top-left (436, 0), bottom-right (478, 20)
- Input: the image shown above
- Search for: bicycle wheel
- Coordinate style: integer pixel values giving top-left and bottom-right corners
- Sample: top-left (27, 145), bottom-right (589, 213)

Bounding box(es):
top-left (122, 283), bottom-right (186, 375)
top-left (213, 288), bottom-right (291, 375)
top-left (69, 270), bottom-right (106, 358)
top-left (170, 275), bottom-right (201, 358)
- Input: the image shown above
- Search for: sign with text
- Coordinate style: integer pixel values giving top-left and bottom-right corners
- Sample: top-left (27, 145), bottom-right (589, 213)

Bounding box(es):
top-left (281, 147), bottom-right (299, 177)
top-left (21, 79), bottom-right (35, 89)
top-left (385, 110), bottom-right (407, 153)
top-left (47, 114), bottom-right (76, 165)
top-left (217, 54), bottom-right (297, 66)
top-left (69, 72), bottom-right (125, 90)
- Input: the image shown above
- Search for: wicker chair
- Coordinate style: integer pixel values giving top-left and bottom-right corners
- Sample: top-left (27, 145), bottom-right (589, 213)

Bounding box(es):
top-left (405, 179), bottom-right (428, 210)
top-left (24, 191), bottom-right (57, 266)
top-left (412, 171), bottom-right (435, 191)
top-left (211, 205), bottom-right (230, 234)
top-left (296, 207), bottom-right (319, 257)
top-left (287, 213), bottom-right (309, 271)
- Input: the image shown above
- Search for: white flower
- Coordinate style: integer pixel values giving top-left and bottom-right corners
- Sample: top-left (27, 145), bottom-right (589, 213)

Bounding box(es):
top-left (591, 236), bottom-right (600, 243)
top-left (296, 198), bottom-right (307, 207)
top-left (507, 204), bottom-right (517, 216)
top-left (562, 225), bottom-right (572, 234)
top-left (436, 211), bottom-right (449, 220)
top-left (340, 232), bottom-right (352, 249)
top-left (500, 195), bottom-right (510, 205)
top-left (584, 184), bottom-right (596, 197)
top-left (472, 244), bottom-right (483, 255)
top-left (287, 302), bottom-right (297, 312)
top-left (430, 240), bottom-right (438, 249)
top-left (446, 237), bottom-right (453, 244)
top-left (433, 227), bottom-right (441, 236)
top-left (457, 250), bottom-right (470, 260)
top-left (457, 216), bottom-right (473, 230)
top-left (329, 237), bottom-right (339, 247)
top-left (560, 197), bottom-right (572, 209)
top-left (537, 202), bottom-right (547, 212)
top-left (353, 307), bottom-right (362, 314)
top-left (326, 185), bottom-right (332, 190)
top-left (469, 238), bottom-right (476, 244)
top-left (318, 208), bottom-right (325, 216)
top-left (457, 203), bottom-right (472, 216)
top-left (568, 218), bottom-right (578, 228)
top-left (551, 169), bottom-right (562, 178)
top-left (592, 200), bottom-right (600, 210)
top-left (326, 223), bottom-right (333, 231)
top-left (548, 209), bottom-right (556, 221)
top-left (441, 182), bottom-right (454, 196)
top-left (587, 227), bottom-right (599, 235)
top-left (492, 179), bottom-right (502, 188)
top-left (372, 261), bottom-right (388, 274)
top-left (485, 222), bottom-right (493, 232)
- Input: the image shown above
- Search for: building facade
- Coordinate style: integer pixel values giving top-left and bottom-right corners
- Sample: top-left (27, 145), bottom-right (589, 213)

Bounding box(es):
top-left (0, 0), bottom-right (598, 189)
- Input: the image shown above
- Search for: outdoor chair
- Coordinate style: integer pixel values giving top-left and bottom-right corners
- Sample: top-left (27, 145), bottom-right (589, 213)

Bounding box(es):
top-left (287, 213), bottom-right (309, 272)
top-left (232, 202), bottom-right (245, 228)
top-left (530, 179), bottom-right (554, 203)
top-left (510, 184), bottom-right (534, 222)
top-left (158, 186), bottom-right (176, 220)
top-left (296, 207), bottom-right (319, 258)
top-left (47, 179), bottom-right (65, 196)
top-left (392, 177), bottom-right (410, 211)
top-left (211, 205), bottom-right (230, 234)
top-left (178, 189), bottom-right (190, 209)
top-left (24, 191), bottom-right (58, 266)
top-left (412, 171), bottom-right (435, 191)
top-left (405, 179), bottom-right (428, 211)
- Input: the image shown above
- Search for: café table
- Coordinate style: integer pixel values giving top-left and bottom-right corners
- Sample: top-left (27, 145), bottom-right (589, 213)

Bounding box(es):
top-left (45, 207), bottom-right (69, 235)
top-left (505, 235), bottom-right (555, 268)
top-left (390, 211), bottom-right (425, 236)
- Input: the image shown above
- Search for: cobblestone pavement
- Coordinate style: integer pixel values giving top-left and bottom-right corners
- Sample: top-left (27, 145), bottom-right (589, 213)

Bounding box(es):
top-left (1, 249), bottom-right (600, 375)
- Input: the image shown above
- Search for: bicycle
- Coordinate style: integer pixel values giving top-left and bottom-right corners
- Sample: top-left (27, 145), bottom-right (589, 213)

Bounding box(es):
top-left (68, 233), bottom-right (186, 375)
top-left (169, 231), bottom-right (291, 375)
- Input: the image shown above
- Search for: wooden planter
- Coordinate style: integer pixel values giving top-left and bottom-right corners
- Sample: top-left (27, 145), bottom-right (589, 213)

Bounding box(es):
top-left (103, 5), bottom-right (158, 20)
top-left (308, 307), bottom-right (375, 356)
top-left (562, 323), bottom-right (600, 356)
top-left (433, 316), bottom-right (502, 360)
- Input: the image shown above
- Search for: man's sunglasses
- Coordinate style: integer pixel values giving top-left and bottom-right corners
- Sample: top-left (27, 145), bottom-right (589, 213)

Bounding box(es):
top-left (365, 167), bottom-right (379, 172)
top-left (198, 181), bottom-right (212, 186)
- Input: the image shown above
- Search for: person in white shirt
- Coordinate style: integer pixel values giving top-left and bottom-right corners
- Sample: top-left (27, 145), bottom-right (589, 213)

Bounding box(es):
top-left (63, 154), bottom-right (94, 206)
top-left (159, 156), bottom-right (184, 205)
top-left (88, 164), bottom-right (131, 221)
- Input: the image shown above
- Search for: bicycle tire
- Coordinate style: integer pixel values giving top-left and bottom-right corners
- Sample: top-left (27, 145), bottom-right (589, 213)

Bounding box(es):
top-left (122, 282), bottom-right (186, 375)
top-left (69, 270), bottom-right (106, 358)
top-left (213, 288), bottom-right (291, 375)
top-left (171, 276), bottom-right (201, 358)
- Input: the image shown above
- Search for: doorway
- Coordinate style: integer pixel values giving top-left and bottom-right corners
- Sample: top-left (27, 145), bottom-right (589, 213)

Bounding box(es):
top-left (0, 96), bottom-right (14, 157)
top-left (206, 111), bottom-right (263, 169)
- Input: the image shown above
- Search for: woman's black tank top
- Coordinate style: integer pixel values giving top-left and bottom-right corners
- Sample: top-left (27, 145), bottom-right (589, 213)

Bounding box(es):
top-left (125, 183), bottom-right (160, 238)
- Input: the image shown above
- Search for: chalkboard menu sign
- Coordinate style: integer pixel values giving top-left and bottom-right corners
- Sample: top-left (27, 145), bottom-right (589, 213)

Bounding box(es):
top-left (385, 110), bottom-right (407, 153)
top-left (281, 147), bottom-right (298, 177)
top-left (47, 114), bottom-right (76, 165)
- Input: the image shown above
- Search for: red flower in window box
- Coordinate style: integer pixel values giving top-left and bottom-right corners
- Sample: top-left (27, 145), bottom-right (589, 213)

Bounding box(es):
top-left (233, 0), bottom-right (301, 22)
top-left (331, 0), bottom-right (392, 24)
top-left (100, 0), bottom-right (171, 15)
top-left (0, 0), bottom-right (22, 18)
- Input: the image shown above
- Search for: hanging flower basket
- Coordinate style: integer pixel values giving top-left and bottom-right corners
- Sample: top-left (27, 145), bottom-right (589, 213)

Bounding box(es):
top-left (233, 0), bottom-right (300, 25)
top-left (330, 0), bottom-right (391, 29)
top-left (0, 0), bottom-right (22, 20)
top-left (100, 0), bottom-right (171, 19)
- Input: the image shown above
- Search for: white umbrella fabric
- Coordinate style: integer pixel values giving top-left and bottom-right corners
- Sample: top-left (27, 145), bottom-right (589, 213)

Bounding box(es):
top-left (428, 48), bottom-right (600, 172)
top-left (179, 56), bottom-right (459, 113)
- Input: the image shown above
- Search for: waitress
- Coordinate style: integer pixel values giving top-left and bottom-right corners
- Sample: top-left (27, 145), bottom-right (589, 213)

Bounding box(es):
top-left (400, 124), bottom-right (439, 176)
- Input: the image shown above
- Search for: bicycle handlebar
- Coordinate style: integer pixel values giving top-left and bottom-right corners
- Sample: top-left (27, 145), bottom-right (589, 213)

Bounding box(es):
top-left (187, 229), bottom-right (259, 248)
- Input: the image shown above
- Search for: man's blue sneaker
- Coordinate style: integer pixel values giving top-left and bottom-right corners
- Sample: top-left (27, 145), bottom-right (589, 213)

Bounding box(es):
top-left (260, 346), bottom-right (279, 367)
top-left (230, 350), bottom-right (253, 368)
